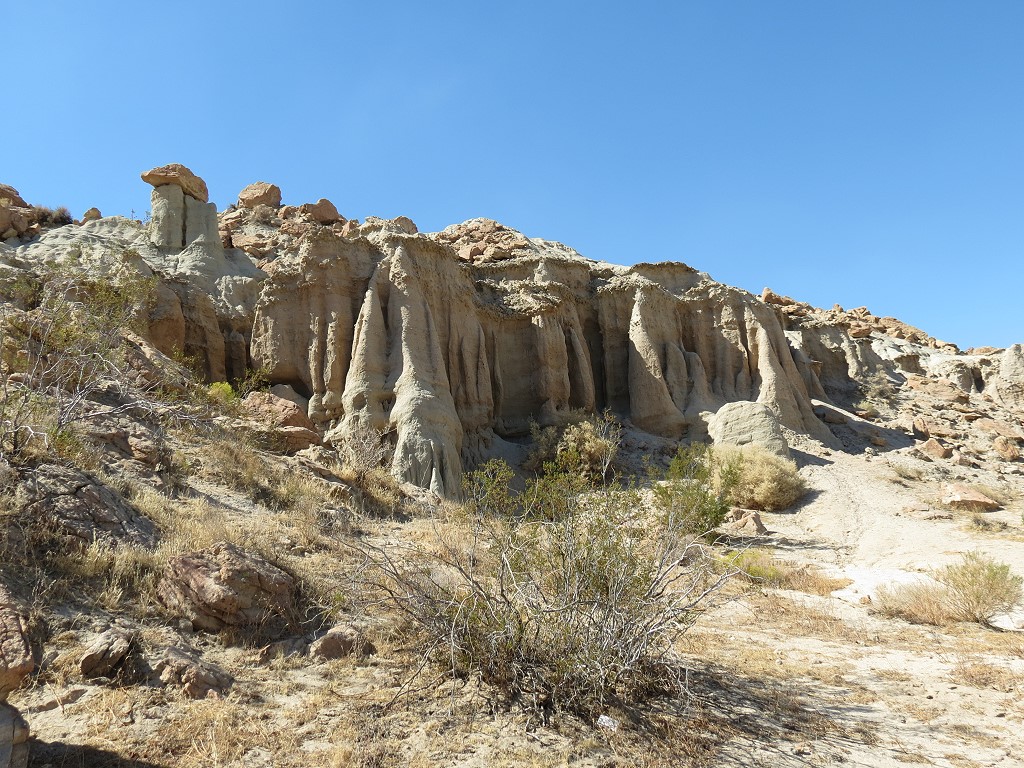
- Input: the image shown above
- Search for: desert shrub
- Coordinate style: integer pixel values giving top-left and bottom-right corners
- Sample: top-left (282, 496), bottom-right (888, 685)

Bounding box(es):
top-left (207, 381), bottom-right (236, 403)
top-left (715, 444), bottom-right (806, 512)
top-left (0, 264), bottom-right (159, 462)
top-left (31, 205), bottom-right (74, 227)
top-left (876, 553), bottom-right (1023, 627)
top-left (875, 579), bottom-right (955, 626)
top-left (653, 444), bottom-right (735, 538)
top-left (554, 411), bottom-right (622, 483)
top-left (860, 372), bottom-right (897, 403)
top-left (936, 552), bottom-right (1023, 625)
top-left (523, 410), bottom-right (620, 483)
top-left (357, 459), bottom-right (729, 715)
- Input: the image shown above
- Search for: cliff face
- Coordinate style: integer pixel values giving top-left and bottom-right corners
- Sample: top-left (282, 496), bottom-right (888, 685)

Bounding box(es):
top-left (248, 219), bottom-right (834, 494)
top-left (3, 167), bottom-right (1022, 496)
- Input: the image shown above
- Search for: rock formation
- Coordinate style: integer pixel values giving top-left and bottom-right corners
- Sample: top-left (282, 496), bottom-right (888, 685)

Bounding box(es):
top-left (2, 166), bottom-right (1022, 496)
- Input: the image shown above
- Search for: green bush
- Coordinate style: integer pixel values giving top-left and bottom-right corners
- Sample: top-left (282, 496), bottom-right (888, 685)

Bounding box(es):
top-left (653, 444), bottom-right (735, 538)
top-left (523, 410), bottom-right (621, 484)
top-left (936, 552), bottom-right (1023, 625)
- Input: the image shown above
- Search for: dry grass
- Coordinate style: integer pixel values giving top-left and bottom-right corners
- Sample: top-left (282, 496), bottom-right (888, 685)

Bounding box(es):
top-left (875, 579), bottom-right (953, 626)
top-left (875, 553), bottom-right (1023, 627)
top-left (949, 655), bottom-right (1022, 692)
top-left (716, 444), bottom-right (807, 511)
top-left (726, 548), bottom-right (853, 596)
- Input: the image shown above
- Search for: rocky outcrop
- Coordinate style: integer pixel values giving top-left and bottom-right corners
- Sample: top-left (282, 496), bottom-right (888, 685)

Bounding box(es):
top-left (156, 542), bottom-right (296, 634)
top-left (251, 224), bottom-right (834, 495)
top-left (19, 465), bottom-right (158, 548)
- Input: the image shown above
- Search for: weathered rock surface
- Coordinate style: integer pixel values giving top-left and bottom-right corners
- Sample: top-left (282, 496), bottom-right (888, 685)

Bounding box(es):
top-left (309, 625), bottom-right (376, 660)
top-left (19, 465), bottom-right (158, 547)
top-left (0, 702), bottom-right (29, 768)
top-left (251, 225), bottom-right (834, 495)
top-left (0, 587), bottom-right (32, 700)
top-left (0, 586), bottom-right (30, 768)
top-left (156, 542), bottom-right (296, 633)
top-left (238, 182), bottom-right (282, 209)
top-left (154, 646), bottom-right (232, 699)
top-left (707, 401), bottom-right (790, 457)
top-left (79, 628), bottom-right (135, 679)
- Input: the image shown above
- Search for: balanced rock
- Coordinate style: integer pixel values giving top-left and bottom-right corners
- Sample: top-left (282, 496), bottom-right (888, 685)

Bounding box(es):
top-left (81, 207), bottom-right (102, 222)
top-left (156, 542), bottom-right (296, 633)
top-left (707, 401), bottom-right (790, 458)
top-left (238, 182), bottom-right (282, 209)
top-left (141, 163), bottom-right (209, 203)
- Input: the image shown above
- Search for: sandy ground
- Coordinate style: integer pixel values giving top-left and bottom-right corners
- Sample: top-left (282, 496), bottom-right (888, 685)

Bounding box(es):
top-left (698, 439), bottom-right (1024, 767)
top-left (10, 437), bottom-right (1024, 767)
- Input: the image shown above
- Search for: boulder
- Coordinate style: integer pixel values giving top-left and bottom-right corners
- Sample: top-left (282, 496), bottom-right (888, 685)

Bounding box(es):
top-left (707, 401), bottom-right (790, 458)
top-left (0, 184), bottom-right (27, 208)
top-left (81, 207), bottom-right (102, 222)
top-left (993, 436), bottom-right (1021, 461)
top-left (940, 483), bottom-right (1001, 512)
top-left (0, 586), bottom-right (32, 700)
top-left (243, 391), bottom-right (317, 431)
top-left (79, 628), bottom-right (135, 679)
top-left (155, 647), bottom-right (232, 699)
top-left (238, 182), bottom-right (282, 209)
top-left (141, 163), bottom-right (209, 203)
top-left (18, 465), bottom-right (158, 548)
top-left (918, 438), bottom-right (953, 460)
top-left (0, 702), bottom-right (29, 768)
top-left (156, 542), bottom-right (296, 633)
top-left (309, 625), bottom-right (376, 660)
top-left (298, 198), bottom-right (342, 224)
top-left (723, 509), bottom-right (768, 535)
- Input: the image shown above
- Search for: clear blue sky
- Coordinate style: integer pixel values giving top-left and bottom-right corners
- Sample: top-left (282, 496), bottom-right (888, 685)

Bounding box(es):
top-left (6, 1), bottom-right (1022, 349)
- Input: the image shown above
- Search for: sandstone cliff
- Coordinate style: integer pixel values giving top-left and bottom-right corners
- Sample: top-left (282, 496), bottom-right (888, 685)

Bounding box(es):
top-left (2, 167), bottom-right (1021, 495)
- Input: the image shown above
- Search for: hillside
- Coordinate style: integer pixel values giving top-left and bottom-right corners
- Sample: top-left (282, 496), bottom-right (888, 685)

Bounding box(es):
top-left (1, 165), bottom-right (1023, 768)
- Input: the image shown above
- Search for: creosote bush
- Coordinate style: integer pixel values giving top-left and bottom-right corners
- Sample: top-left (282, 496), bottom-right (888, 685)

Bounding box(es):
top-left (653, 443), bottom-right (735, 538)
top-left (358, 458), bottom-right (732, 716)
top-left (875, 552), bottom-right (1023, 627)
